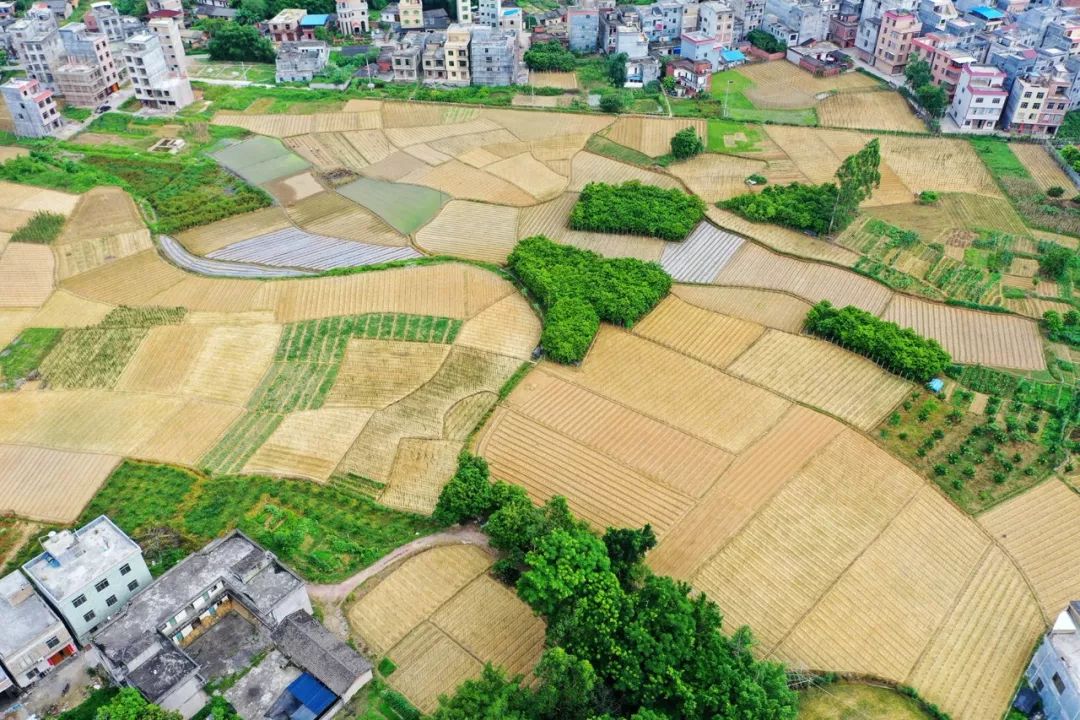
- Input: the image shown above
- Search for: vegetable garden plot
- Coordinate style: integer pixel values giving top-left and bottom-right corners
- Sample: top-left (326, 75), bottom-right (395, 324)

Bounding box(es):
top-left (659, 221), bottom-right (745, 283)
top-left (0, 444), bottom-right (120, 523)
top-left (210, 136), bottom-right (311, 185)
top-left (336, 177), bottom-right (449, 234)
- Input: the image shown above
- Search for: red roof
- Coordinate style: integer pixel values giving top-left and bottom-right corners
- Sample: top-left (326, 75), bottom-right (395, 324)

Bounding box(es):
top-left (149, 9), bottom-right (182, 17)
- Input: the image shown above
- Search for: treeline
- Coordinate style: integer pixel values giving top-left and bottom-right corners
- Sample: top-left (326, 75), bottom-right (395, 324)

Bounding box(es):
top-left (804, 301), bottom-right (951, 382)
top-left (569, 181), bottom-right (705, 242)
top-left (523, 41), bottom-right (576, 72)
top-left (508, 236), bottom-right (670, 363)
top-left (430, 454), bottom-right (798, 720)
top-left (747, 29), bottom-right (786, 53)
top-left (721, 139), bottom-right (881, 235)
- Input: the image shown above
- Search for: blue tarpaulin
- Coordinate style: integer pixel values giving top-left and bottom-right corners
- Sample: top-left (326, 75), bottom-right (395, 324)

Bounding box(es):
top-left (287, 674), bottom-right (337, 716)
top-left (721, 50), bottom-right (746, 62)
top-left (970, 6), bottom-right (1004, 19)
top-left (300, 13), bottom-right (330, 25)
top-left (927, 378), bottom-right (945, 393)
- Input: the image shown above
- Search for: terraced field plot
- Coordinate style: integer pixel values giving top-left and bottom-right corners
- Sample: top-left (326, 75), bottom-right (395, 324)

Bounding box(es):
top-left (605, 117), bottom-right (707, 158)
top-left (816, 90), bottom-right (924, 132)
top-left (0, 444), bottom-right (120, 522)
top-left (211, 136), bottom-right (311, 185)
top-left (336, 177), bottom-right (449, 234)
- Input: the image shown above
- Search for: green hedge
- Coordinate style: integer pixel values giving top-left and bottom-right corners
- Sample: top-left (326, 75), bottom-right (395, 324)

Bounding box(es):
top-left (508, 236), bottom-right (671, 363)
top-left (805, 301), bottom-right (951, 382)
top-left (719, 182), bottom-right (837, 235)
top-left (569, 180), bottom-right (705, 241)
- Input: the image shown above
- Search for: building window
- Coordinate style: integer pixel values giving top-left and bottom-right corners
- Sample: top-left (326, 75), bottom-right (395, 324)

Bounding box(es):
top-left (72, 594), bottom-right (87, 608)
top-left (1053, 673), bottom-right (1066, 694)
top-left (106, 595), bottom-right (118, 607)
top-left (46, 636), bottom-right (61, 649)
top-left (83, 610), bottom-right (96, 622)
top-left (95, 579), bottom-right (109, 592)
top-left (120, 563), bottom-right (131, 576)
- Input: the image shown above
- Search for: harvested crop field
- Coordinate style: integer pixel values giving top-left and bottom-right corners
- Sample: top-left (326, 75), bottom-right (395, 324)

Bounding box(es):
top-left (1012, 142), bottom-right (1076, 192)
top-left (61, 250), bottom-right (186, 306)
top-left (212, 111), bottom-right (383, 137)
top-left (880, 295), bottom-right (1045, 370)
top-left (528, 71), bottom-right (578, 89)
top-left (668, 153), bottom-right (766, 203)
top-left (244, 407), bottom-right (373, 482)
top-left (879, 135), bottom-right (1002, 197)
top-left (671, 284), bottom-right (812, 332)
top-left (568, 152), bottom-right (681, 191)
top-left (286, 192), bottom-right (408, 246)
top-left (415, 200), bottom-right (520, 263)
top-left (605, 117), bottom-right (707, 158)
top-left (453, 294), bottom-right (539, 360)
top-left (116, 324), bottom-right (210, 394)
top-left (736, 63), bottom-right (879, 109)
top-left (866, 192), bottom-right (1027, 240)
top-left (407, 160), bottom-right (537, 207)
top-left (713, 242), bottom-right (892, 313)
top-left (31, 290), bottom-right (113, 328)
top-left (631, 296), bottom-right (764, 369)
top-left (706, 207), bottom-right (860, 266)
top-left (0, 443), bottom-right (120, 523)
top-left (979, 479), bottom-right (1080, 616)
top-left (379, 438), bottom-right (463, 515)
top-left (386, 623), bottom-right (482, 714)
top-left (485, 153), bottom-right (567, 200)
top-left (54, 230), bottom-right (154, 280)
top-left (727, 330), bottom-right (911, 429)
top-left (176, 207), bottom-right (293, 255)
top-left (327, 338), bottom-right (450, 409)
top-left (181, 324), bottom-right (281, 405)
top-left (133, 399), bottom-right (244, 465)
top-left (816, 91), bottom-right (924, 132)
top-left (0, 244), bottom-right (54, 307)
top-left (59, 186), bottom-right (145, 243)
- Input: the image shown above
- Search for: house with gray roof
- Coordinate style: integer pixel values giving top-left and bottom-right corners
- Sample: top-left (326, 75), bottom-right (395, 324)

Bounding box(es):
top-left (0, 570), bottom-right (77, 691)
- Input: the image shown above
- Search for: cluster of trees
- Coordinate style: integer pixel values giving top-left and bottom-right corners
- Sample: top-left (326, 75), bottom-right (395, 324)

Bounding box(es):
top-left (569, 181), bottom-right (706, 241)
top-left (721, 139), bottom-right (881, 235)
top-left (1043, 309), bottom-right (1080, 346)
top-left (508, 236), bottom-right (671, 363)
top-left (1060, 145), bottom-right (1080, 174)
top-left (746, 29), bottom-right (786, 54)
top-left (904, 60), bottom-right (948, 119)
top-left (431, 454), bottom-right (798, 720)
top-left (804, 300), bottom-right (951, 382)
top-left (96, 689), bottom-right (182, 720)
top-left (204, 21), bottom-right (276, 63)
top-left (670, 127), bottom-right (704, 159)
top-left (606, 53), bottom-right (629, 87)
top-left (1038, 241), bottom-right (1079, 281)
top-left (524, 41), bottom-right (576, 72)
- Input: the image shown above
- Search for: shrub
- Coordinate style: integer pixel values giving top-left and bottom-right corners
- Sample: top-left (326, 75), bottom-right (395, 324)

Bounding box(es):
top-left (670, 126), bottom-right (704, 159)
top-left (918, 190), bottom-right (939, 204)
top-left (1038, 242), bottom-right (1077, 281)
top-left (746, 28), bottom-right (786, 53)
top-left (720, 181), bottom-right (837, 234)
top-left (599, 90), bottom-right (627, 113)
top-left (11, 211), bottom-right (66, 244)
top-left (377, 657), bottom-right (397, 676)
top-left (804, 300), bottom-right (951, 382)
top-left (1048, 185), bottom-right (1066, 198)
top-left (569, 181), bottom-right (705, 241)
top-left (524, 40), bottom-right (575, 72)
top-left (747, 173), bottom-right (768, 185)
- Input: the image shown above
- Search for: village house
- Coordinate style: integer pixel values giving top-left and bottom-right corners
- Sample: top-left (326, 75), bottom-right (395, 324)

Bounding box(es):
top-left (276, 39), bottom-right (329, 82)
top-left (0, 570), bottom-right (77, 690)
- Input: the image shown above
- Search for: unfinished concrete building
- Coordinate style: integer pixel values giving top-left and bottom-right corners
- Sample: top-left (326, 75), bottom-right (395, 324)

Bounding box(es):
top-left (148, 15), bottom-right (185, 73)
top-left (0, 77), bottom-right (61, 137)
top-left (469, 25), bottom-right (518, 85)
top-left (122, 31), bottom-right (193, 110)
top-left (55, 23), bottom-right (121, 107)
top-left (392, 31), bottom-right (427, 80)
top-left (275, 40), bottom-right (328, 81)
top-left (8, 6), bottom-right (63, 89)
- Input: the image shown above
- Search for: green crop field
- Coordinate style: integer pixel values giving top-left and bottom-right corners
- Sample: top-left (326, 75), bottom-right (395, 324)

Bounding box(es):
top-left (336, 177), bottom-right (449, 235)
top-left (211, 136), bottom-right (311, 185)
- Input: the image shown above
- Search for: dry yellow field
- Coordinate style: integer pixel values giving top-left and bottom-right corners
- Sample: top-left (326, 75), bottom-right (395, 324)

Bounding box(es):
top-left (379, 438), bottom-right (463, 515)
top-left (879, 135), bottom-right (1002, 197)
top-left (0, 181), bottom-right (80, 215)
top-left (669, 153), bottom-right (767, 204)
top-left (568, 152), bottom-right (681, 191)
top-left (0, 309), bottom-right (37, 349)
top-left (213, 111), bottom-right (382, 137)
top-left (1012, 142), bottom-right (1075, 192)
top-left (671, 284), bottom-right (812, 333)
top-left (31, 290), bottom-right (113, 328)
top-left (454, 293), bottom-right (539, 360)
top-left (0, 444), bottom-right (120, 523)
top-left (384, 119), bottom-right (501, 148)
top-left (244, 407), bottom-right (373, 482)
top-left (631, 296), bottom-right (764, 369)
top-left (117, 324), bottom-right (211, 395)
top-left (486, 153), bottom-right (568, 201)
top-left (62, 250), bottom-right (187, 305)
top-left (727, 330), bottom-right (911, 430)
top-left (816, 91), bottom-right (924, 132)
top-left (705, 207), bottom-right (860, 266)
top-left (176, 207), bottom-right (293, 255)
top-left (387, 623), bottom-right (484, 713)
top-left (286, 191), bottom-right (407, 246)
top-left (737, 63), bottom-right (878, 109)
top-left (403, 142), bottom-right (452, 166)
top-left (415, 200), bottom-right (520, 263)
top-left (54, 229), bottom-right (154, 281)
top-left (180, 324), bottom-right (281, 405)
top-left (132, 399), bottom-right (244, 466)
top-left (480, 108), bottom-right (613, 142)
top-left (543, 327), bottom-right (790, 453)
top-left (348, 543), bottom-right (494, 654)
top-left (606, 117), bottom-right (707, 158)
top-left (528, 71), bottom-right (578, 89)
top-left (326, 338), bottom-right (450, 409)
top-left (0, 243), bottom-right (55, 307)
top-left (979, 479), bottom-right (1080, 616)
top-left (59, 186), bottom-right (145, 243)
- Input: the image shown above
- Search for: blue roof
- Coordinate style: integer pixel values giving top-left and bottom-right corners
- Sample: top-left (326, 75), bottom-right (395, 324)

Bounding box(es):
top-left (970, 6), bottom-right (1004, 19)
top-left (721, 49), bottom-right (746, 61)
top-left (300, 13), bottom-right (330, 24)
top-left (502, 7), bottom-right (520, 14)
top-left (287, 674), bottom-right (337, 716)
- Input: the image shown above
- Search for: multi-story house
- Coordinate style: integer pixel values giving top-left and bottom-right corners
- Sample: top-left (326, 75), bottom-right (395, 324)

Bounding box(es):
top-left (0, 571), bottom-right (77, 689)
top-left (443, 22), bottom-right (472, 84)
top-left (966, 3), bottom-right (1005, 30)
top-left (917, 0), bottom-right (958, 31)
top-left (148, 15), bottom-right (185, 73)
top-left (56, 23), bottom-right (121, 107)
top-left (456, 0), bottom-right (473, 25)
top-left (615, 24), bottom-right (649, 56)
top-left (275, 39), bottom-right (328, 81)
top-left (337, 0), bottom-right (369, 35)
top-left (498, 6), bottom-right (523, 34)
top-left (1044, 17), bottom-right (1080, 55)
top-left (87, 2), bottom-right (127, 41)
top-left (392, 31), bottom-right (427, 80)
top-left (398, 0), bottom-right (423, 28)
top-left (268, 8), bottom-right (306, 42)
top-left (1024, 602), bottom-right (1080, 720)
top-left (1002, 65), bottom-right (1070, 134)
top-left (421, 29), bottom-right (448, 81)
top-left (855, 0), bottom-right (916, 62)
top-left (0, 1), bottom-right (17, 19)
top-left (947, 62), bottom-right (1006, 129)
top-left (23, 517), bottom-right (152, 644)
top-left (681, 29), bottom-right (723, 67)
top-left (912, 32), bottom-right (976, 96)
top-left (568, 6), bottom-right (600, 50)
top-left (829, 0), bottom-right (861, 46)
top-left (469, 25), bottom-right (518, 85)
top-left (122, 32), bottom-right (193, 110)
top-left (730, 0), bottom-right (766, 36)
top-left (478, 0), bottom-right (501, 26)
top-left (763, 0), bottom-right (829, 43)
top-left (145, 0), bottom-right (183, 20)
top-left (635, 1), bottom-right (683, 44)
top-left (873, 8), bottom-right (921, 73)
top-left (699, 1), bottom-right (734, 46)
top-left (41, 0), bottom-right (75, 19)
top-left (0, 77), bottom-right (61, 136)
top-left (667, 57), bottom-right (711, 95)
top-left (9, 6), bottom-right (63, 89)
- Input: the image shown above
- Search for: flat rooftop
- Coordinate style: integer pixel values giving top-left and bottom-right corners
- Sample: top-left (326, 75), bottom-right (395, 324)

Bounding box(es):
top-left (23, 516), bottom-right (142, 602)
top-left (0, 571), bottom-right (64, 658)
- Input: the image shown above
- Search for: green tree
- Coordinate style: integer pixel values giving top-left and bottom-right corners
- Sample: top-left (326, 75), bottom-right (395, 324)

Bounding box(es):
top-left (1039, 243), bottom-right (1077, 280)
top-left (96, 689), bottom-right (182, 720)
top-left (599, 90), bottom-right (627, 113)
top-left (915, 83), bottom-right (947, 118)
top-left (904, 58), bottom-right (932, 89)
top-left (1044, 310), bottom-right (1065, 335)
top-left (207, 23), bottom-right (275, 63)
top-left (518, 527), bottom-right (613, 618)
top-left (602, 524), bottom-right (656, 589)
top-left (524, 41), bottom-right (576, 72)
top-left (431, 665), bottom-right (534, 720)
top-left (606, 53), bottom-right (628, 86)
top-left (746, 29), bottom-right (786, 53)
top-left (432, 453), bottom-right (494, 525)
top-left (534, 648), bottom-right (598, 720)
top-left (670, 127), bottom-right (704, 159)
top-left (830, 138), bottom-right (881, 232)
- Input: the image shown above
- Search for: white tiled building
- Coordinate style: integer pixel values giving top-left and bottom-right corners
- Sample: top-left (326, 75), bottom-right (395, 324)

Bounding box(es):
top-left (121, 31), bottom-right (194, 111)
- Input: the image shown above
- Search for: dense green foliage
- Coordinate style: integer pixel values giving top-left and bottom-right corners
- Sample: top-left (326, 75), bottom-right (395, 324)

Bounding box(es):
top-left (508, 236), bottom-right (671, 362)
top-left (11, 210), bottom-right (66, 243)
top-left (670, 127), bottom-right (704, 159)
top-left (746, 29), bottom-right (786, 53)
top-left (569, 181), bottom-right (705, 241)
top-left (904, 59), bottom-right (932, 89)
top-left (915, 83), bottom-right (947, 118)
top-left (1038, 242), bottom-right (1078, 280)
top-left (54, 688), bottom-right (121, 720)
top-left (722, 139), bottom-right (880, 235)
top-left (432, 454), bottom-right (798, 720)
top-left (805, 301), bottom-right (951, 382)
top-left (606, 53), bottom-right (628, 86)
top-left (524, 41), bottom-right (576, 72)
top-left (1061, 145), bottom-right (1080, 174)
top-left (96, 688), bottom-right (181, 720)
top-left (207, 22), bottom-right (276, 63)
top-left (599, 90), bottom-right (629, 113)
top-left (0, 327), bottom-right (62, 389)
top-left (1044, 309), bottom-right (1080, 346)
top-left (1059, 111), bottom-right (1080, 143)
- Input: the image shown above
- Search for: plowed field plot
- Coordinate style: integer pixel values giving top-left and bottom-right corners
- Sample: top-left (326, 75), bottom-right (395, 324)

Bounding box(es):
top-left (453, 293), bottom-right (539, 360)
top-left (631, 296), bottom-right (764, 369)
top-left (881, 295), bottom-right (1045, 370)
top-left (736, 62), bottom-right (879, 109)
top-left (693, 430), bottom-right (922, 651)
top-left (31, 290), bottom-right (113, 328)
top-left (706, 206), bottom-right (860, 266)
top-left (61, 249), bottom-right (187, 306)
top-left (1012, 142), bottom-right (1075, 193)
top-left (713, 242), bottom-right (892, 313)
top-left (480, 108), bottom-right (614, 142)
top-left (212, 111), bottom-right (382, 137)
top-left (415, 200), bottom-right (520, 263)
top-left (880, 135), bottom-right (1002, 197)
top-left (133, 399), bottom-right (244, 466)
top-left (208, 227), bottom-right (420, 271)
top-left (0, 181), bottom-right (79, 216)
top-left (668, 153), bottom-right (767, 203)
top-left (0, 243), bottom-right (54, 307)
top-left (326, 338), bottom-right (450, 409)
top-left (176, 207), bottom-right (293, 255)
top-left (543, 327), bottom-right (790, 452)
top-left (671, 284), bottom-right (812, 333)
top-left (384, 119), bottom-right (503, 147)
top-left (776, 486), bottom-right (989, 682)
top-left (336, 177), bottom-right (448, 234)
top-left (485, 153), bottom-right (568, 201)
top-left (906, 547), bottom-right (1045, 720)
top-left (568, 152), bottom-right (681, 191)
top-left (348, 544), bottom-right (494, 653)
top-left (54, 229), bottom-right (153, 280)
top-left (379, 438), bottom-right (463, 515)
top-left (116, 324), bottom-right (209, 394)
top-left (979, 479), bottom-right (1080, 616)
top-left (647, 406), bottom-right (844, 580)
top-left (407, 161), bottom-right (537, 207)
top-left (0, 444), bottom-right (120, 522)
top-left (58, 186), bottom-right (145, 243)
top-left (816, 91), bottom-right (925, 132)
top-left (517, 192), bottom-right (664, 262)
top-left (210, 136), bottom-right (311, 185)
top-left (606, 117), bottom-right (707, 158)
top-left (659, 221), bottom-right (744, 283)
top-left (866, 192), bottom-right (1027, 240)
top-left (528, 71), bottom-right (578, 89)
top-left (386, 623), bottom-right (482, 714)
top-left (244, 406), bottom-right (373, 482)
top-left (727, 330), bottom-right (911, 429)
top-left (286, 191), bottom-right (409, 246)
